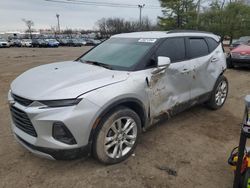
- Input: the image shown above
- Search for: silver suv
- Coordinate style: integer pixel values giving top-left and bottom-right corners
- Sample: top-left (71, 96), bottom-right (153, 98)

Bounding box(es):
top-left (8, 31), bottom-right (228, 164)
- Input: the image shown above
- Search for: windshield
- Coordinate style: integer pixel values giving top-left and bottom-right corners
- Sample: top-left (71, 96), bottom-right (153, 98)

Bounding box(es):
top-left (79, 38), bottom-right (156, 70)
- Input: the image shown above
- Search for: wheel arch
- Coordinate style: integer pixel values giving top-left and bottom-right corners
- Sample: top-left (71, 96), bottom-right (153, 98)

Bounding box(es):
top-left (88, 98), bottom-right (148, 145)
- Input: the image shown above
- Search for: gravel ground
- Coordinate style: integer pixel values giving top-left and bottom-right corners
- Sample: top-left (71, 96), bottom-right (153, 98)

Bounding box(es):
top-left (0, 47), bottom-right (249, 188)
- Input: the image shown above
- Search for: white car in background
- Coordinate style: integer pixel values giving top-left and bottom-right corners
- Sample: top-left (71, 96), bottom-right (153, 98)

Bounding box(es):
top-left (79, 38), bottom-right (87, 46)
top-left (0, 38), bottom-right (10, 48)
top-left (21, 39), bottom-right (32, 47)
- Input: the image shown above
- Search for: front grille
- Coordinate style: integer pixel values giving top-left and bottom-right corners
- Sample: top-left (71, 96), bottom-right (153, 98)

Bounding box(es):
top-left (12, 94), bottom-right (33, 106)
top-left (10, 106), bottom-right (37, 137)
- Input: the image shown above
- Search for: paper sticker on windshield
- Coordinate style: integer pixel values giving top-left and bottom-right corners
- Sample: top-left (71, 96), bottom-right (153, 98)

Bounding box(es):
top-left (138, 39), bottom-right (157, 43)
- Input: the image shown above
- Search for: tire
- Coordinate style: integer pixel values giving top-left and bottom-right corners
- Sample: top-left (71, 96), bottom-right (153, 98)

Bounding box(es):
top-left (206, 75), bottom-right (228, 110)
top-left (227, 56), bottom-right (234, 69)
top-left (93, 106), bottom-right (141, 164)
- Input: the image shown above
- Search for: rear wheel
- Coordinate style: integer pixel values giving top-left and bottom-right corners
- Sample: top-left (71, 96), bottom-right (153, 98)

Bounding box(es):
top-left (226, 56), bottom-right (234, 69)
top-left (93, 107), bottom-right (141, 164)
top-left (206, 75), bottom-right (228, 110)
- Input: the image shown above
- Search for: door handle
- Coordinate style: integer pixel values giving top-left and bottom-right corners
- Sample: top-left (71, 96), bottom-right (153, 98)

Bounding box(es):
top-left (211, 57), bottom-right (218, 62)
top-left (181, 68), bottom-right (189, 73)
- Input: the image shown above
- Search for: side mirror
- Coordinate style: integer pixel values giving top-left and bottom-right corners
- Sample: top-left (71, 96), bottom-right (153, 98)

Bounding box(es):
top-left (157, 56), bottom-right (171, 68)
top-left (151, 56), bottom-right (171, 75)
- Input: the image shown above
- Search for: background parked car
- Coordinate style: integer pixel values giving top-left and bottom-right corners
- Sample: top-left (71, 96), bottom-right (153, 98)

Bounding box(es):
top-left (45, 39), bottom-right (59, 48)
top-left (0, 38), bottom-right (10, 48)
top-left (227, 42), bottom-right (250, 68)
top-left (85, 39), bottom-right (101, 46)
top-left (78, 38), bottom-right (87, 46)
top-left (21, 39), bottom-right (32, 47)
top-left (58, 39), bottom-right (69, 46)
top-left (230, 36), bottom-right (250, 50)
top-left (9, 39), bottom-right (22, 47)
top-left (32, 39), bottom-right (47, 47)
top-left (68, 39), bottom-right (82, 47)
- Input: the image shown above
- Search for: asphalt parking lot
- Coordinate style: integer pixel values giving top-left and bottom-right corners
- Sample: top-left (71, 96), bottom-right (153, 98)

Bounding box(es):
top-left (0, 47), bottom-right (249, 188)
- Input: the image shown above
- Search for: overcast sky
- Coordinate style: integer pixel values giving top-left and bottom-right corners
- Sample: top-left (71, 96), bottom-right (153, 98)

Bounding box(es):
top-left (0, 0), bottom-right (162, 32)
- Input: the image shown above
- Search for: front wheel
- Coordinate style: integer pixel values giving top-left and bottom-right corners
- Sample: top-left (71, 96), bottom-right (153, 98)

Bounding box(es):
top-left (93, 107), bottom-right (141, 164)
top-left (206, 75), bottom-right (228, 110)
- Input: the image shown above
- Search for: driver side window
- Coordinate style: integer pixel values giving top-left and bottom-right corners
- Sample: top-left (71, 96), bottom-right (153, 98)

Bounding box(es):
top-left (156, 37), bottom-right (186, 63)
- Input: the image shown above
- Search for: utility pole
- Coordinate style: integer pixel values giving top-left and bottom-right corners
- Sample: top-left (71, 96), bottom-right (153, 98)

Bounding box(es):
top-left (56, 14), bottom-right (60, 34)
top-left (138, 4), bottom-right (145, 29)
top-left (196, 0), bottom-right (201, 29)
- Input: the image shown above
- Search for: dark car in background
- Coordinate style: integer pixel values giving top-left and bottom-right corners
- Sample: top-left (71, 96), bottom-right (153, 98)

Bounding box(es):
top-left (57, 39), bottom-right (68, 46)
top-left (45, 39), bottom-right (59, 47)
top-left (67, 39), bottom-right (82, 47)
top-left (32, 39), bottom-right (47, 47)
top-left (9, 39), bottom-right (22, 47)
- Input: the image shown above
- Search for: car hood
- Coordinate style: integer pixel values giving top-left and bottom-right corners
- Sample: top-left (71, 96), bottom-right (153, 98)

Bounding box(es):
top-left (11, 61), bottom-right (129, 100)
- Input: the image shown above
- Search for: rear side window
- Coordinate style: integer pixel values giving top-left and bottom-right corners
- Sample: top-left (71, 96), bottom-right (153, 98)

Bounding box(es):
top-left (156, 37), bottom-right (186, 63)
top-left (188, 38), bottom-right (209, 58)
top-left (206, 37), bottom-right (219, 52)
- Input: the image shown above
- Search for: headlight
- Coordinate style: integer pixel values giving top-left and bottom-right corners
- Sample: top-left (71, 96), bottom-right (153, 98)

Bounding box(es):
top-left (39, 98), bottom-right (82, 108)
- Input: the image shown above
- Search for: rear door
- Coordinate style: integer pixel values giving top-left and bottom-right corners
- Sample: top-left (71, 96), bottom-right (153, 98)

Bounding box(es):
top-left (186, 37), bottom-right (224, 100)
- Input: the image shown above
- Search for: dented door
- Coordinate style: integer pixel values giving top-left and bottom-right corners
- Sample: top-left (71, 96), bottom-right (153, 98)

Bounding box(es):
top-left (188, 39), bottom-right (227, 99)
top-left (147, 60), bottom-right (193, 119)
top-left (146, 37), bottom-right (194, 119)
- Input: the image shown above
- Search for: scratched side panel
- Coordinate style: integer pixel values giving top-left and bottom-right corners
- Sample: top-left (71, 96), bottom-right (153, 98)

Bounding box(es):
top-left (191, 44), bottom-right (227, 99)
top-left (146, 61), bottom-right (193, 121)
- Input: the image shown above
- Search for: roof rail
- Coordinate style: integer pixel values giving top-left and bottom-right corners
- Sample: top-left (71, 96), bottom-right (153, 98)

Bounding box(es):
top-left (167, 30), bottom-right (213, 34)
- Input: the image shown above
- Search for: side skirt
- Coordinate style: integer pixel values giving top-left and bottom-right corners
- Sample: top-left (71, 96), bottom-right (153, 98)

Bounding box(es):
top-left (149, 92), bottom-right (211, 126)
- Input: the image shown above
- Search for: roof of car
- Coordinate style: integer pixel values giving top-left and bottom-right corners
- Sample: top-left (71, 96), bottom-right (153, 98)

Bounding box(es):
top-left (112, 31), bottom-right (220, 42)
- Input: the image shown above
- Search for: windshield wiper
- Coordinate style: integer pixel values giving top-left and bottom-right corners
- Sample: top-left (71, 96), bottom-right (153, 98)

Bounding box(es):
top-left (84, 60), bottom-right (113, 70)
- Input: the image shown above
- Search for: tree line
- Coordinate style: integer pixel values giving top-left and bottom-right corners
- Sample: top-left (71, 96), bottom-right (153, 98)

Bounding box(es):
top-left (159, 0), bottom-right (250, 41)
top-left (96, 0), bottom-right (250, 41)
top-left (96, 17), bottom-right (159, 38)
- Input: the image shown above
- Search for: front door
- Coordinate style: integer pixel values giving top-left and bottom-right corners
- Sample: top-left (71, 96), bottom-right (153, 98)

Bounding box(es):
top-left (147, 37), bottom-right (193, 119)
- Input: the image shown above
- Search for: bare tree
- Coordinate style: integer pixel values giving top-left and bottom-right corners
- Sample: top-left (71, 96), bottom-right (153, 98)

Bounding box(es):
top-left (50, 26), bottom-right (57, 38)
top-left (63, 28), bottom-right (74, 38)
top-left (22, 19), bottom-right (34, 39)
top-left (96, 17), bottom-right (158, 38)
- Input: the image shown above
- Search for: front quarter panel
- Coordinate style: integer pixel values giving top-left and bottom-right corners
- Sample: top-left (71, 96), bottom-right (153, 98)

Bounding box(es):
top-left (82, 70), bottom-right (150, 126)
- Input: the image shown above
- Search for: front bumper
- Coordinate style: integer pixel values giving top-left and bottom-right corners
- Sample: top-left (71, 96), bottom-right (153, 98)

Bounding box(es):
top-left (15, 134), bottom-right (90, 160)
top-left (8, 92), bottom-right (101, 160)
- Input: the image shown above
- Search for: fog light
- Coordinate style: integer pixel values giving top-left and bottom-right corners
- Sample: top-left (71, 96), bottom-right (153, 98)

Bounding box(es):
top-left (52, 122), bottom-right (77, 145)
